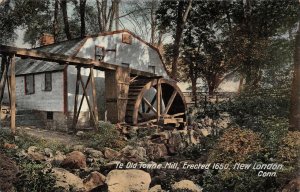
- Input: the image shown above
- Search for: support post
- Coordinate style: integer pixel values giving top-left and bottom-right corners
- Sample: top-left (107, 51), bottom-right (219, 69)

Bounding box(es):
top-left (90, 68), bottom-right (99, 129)
top-left (0, 56), bottom-right (8, 112)
top-left (10, 55), bottom-right (16, 134)
top-left (156, 78), bottom-right (161, 124)
top-left (72, 66), bottom-right (81, 130)
top-left (105, 67), bottom-right (130, 123)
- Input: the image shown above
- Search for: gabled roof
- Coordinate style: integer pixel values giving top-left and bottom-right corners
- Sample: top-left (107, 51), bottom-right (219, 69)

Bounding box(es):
top-left (15, 38), bottom-right (87, 75)
top-left (15, 29), bottom-right (167, 76)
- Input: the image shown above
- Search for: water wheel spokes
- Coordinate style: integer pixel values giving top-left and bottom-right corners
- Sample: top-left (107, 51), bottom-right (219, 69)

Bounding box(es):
top-left (126, 78), bottom-right (186, 126)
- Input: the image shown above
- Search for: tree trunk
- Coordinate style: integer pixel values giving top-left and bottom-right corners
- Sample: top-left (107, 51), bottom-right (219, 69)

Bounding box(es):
top-left (208, 84), bottom-right (215, 96)
top-left (60, 0), bottom-right (72, 40)
top-left (108, 0), bottom-right (116, 31)
top-left (53, 0), bottom-right (59, 42)
top-left (237, 76), bottom-right (244, 94)
top-left (150, 0), bottom-right (157, 45)
top-left (289, 23), bottom-right (300, 131)
top-left (171, 0), bottom-right (193, 79)
top-left (96, 0), bottom-right (103, 32)
top-left (80, 0), bottom-right (87, 37)
top-left (114, 0), bottom-right (120, 30)
top-left (191, 77), bottom-right (198, 107)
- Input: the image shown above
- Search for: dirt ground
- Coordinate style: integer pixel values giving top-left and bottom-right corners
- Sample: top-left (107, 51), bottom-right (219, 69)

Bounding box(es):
top-left (13, 126), bottom-right (83, 146)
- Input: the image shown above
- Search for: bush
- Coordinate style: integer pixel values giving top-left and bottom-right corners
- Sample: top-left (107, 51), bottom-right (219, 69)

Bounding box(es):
top-left (14, 159), bottom-right (55, 192)
top-left (207, 127), bottom-right (262, 163)
top-left (202, 127), bottom-right (280, 192)
top-left (80, 121), bottom-right (126, 150)
top-left (224, 88), bottom-right (290, 131)
top-left (260, 117), bottom-right (289, 155)
top-left (277, 131), bottom-right (300, 170)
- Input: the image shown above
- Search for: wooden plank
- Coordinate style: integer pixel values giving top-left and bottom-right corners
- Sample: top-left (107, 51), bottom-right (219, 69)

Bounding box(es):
top-left (163, 89), bottom-right (177, 115)
top-left (0, 57), bottom-right (8, 105)
top-left (74, 70), bottom-right (91, 127)
top-left (72, 67), bottom-right (81, 130)
top-left (142, 97), bottom-right (157, 114)
top-left (79, 72), bottom-right (96, 126)
top-left (90, 68), bottom-right (99, 129)
top-left (156, 79), bottom-right (161, 123)
top-left (10, 55), bottom-right (16, 134)
top-left (0, 45), bottom-right (157, 77)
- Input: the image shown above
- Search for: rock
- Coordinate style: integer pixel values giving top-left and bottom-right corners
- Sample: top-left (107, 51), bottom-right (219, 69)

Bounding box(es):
top-left (145, 143), bottom-right (168, 160)
top-left (52, 151), bottom-right (66, 165)
top-left (189, 130), bottom-right (200, 145)
top-left (149, 185), bottom-right (165, 192)
top-left (27, 146), bottom-right (46, 162)
top-left (3, 143), bottom-right (17, 149)
top-left (44, 148), bottom-right (53, 158)
top-left (16, 149), bottom-right (28, 158)
top-left (72, 144), bottom-right (85, 152)
top-left (199, 128), bottom-right (210, 137)
top-left (85, 148), bottom-right (104, 158)
top-left (151, 132), bottom-right (170, 143)
top-left (121, 145), bottom-right (147, 162)
top-left (76, 131), bottom-right (84, 136)
top-left (61, 151), bottom-right (87, 169)
top-left (51, 168), bottom-right (85, 191)
top-left (0, 153), bottom-right (19, 192)
top-left (104, 147), bottom-right (121, 160)
top-left (83, 171), bottom-right (106, 191)
top-left (106, 169), bottom-right (151, 192)
top-left (27, 146), bottom-right (38, 153)
top-left (282, 176), bottom-right (300, 192)
top-left (167, 131), bottom-right (184, 154)
top-left (171, 180), bottom-right (202, 192)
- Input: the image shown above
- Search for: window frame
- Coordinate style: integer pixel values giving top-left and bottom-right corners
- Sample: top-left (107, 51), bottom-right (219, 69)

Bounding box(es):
top-left (44, 72), bottom-right (52, 91)
top-left (121, 62), bottom-right (130, 68)
top-left (24, 74), bottom-right (35, 95)
top-left (148, 65), bottom-right (156, 74)
top-left (122, 33), bottom-right (132, 44)
top-left (95, 45), bottom-right (106, 61)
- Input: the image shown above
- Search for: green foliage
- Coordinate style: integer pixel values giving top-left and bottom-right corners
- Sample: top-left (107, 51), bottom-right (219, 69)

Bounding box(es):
top-left (14, 160), bottom-right (55, 192)
top-left (80, 121), bottom-right (126, 150)
top-left (203, 127), bottom-right (282, 192)
top-left (277, 131), bottom-right (300, 168)
top-left (0, 130), bottom-right (57, 191)
top-left (225, 88), bottom-right (290, 131)
top-left (203, 168), bottom-right (279, 192)
top-left (207, 127), bottom-right (262, 163)
top-left (260, 117), bottom-right (289, 155)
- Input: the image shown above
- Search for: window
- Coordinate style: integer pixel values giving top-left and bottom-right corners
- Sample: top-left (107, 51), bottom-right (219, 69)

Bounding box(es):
top-left (122, 33), bottom-right (132, 44)
top-left (148, 66), bottom-right (155, 74)
top-left (47, 112), bottom-right (53, 120)
top-left (25, 74), bottom-right (35, 95)
top-left (121, 62), bottom-right (130, 68)
top-left (95, 46), bottom-right (105, 61)
top-left (44, 72), bottom-right (52, 91)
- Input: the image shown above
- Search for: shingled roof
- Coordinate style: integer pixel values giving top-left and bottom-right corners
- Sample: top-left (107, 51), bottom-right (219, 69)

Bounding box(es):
top-left (15, 38), bottom-right (87, 76)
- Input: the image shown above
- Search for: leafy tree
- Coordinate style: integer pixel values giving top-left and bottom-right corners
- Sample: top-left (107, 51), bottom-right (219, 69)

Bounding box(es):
top-left (222, 0), bottom-right (299, 90)
top-left (290, 22), bottom-right (300, 131)
top-left (157, 0), bottom-right (193, 79)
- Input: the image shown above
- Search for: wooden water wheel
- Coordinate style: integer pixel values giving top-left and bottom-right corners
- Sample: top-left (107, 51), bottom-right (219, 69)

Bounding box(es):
top-left (126, 78), bottom-right (187, 126)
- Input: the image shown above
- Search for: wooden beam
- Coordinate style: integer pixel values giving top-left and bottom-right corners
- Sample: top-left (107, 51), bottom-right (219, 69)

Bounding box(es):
top-left (79, 73), bottom-right (97, 126)
top-left (156, 79), bottom-right (161, 123)
top-left (0, 45), bottom-right (157, 77)
top-left (72, 67), bottom-right (81, 130)
top-left (90, 68), bottom-right (99, 129)
top-left (10, 55), bottom-right (16, 134)
top-left (75, 73), bottom-right (91, 124)
top-left (163, 90), bottom-right (177, 115)
top-left (142, 97), bottom-right (157, 114)
top-left (0, 56), bottom-right (8, 106)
